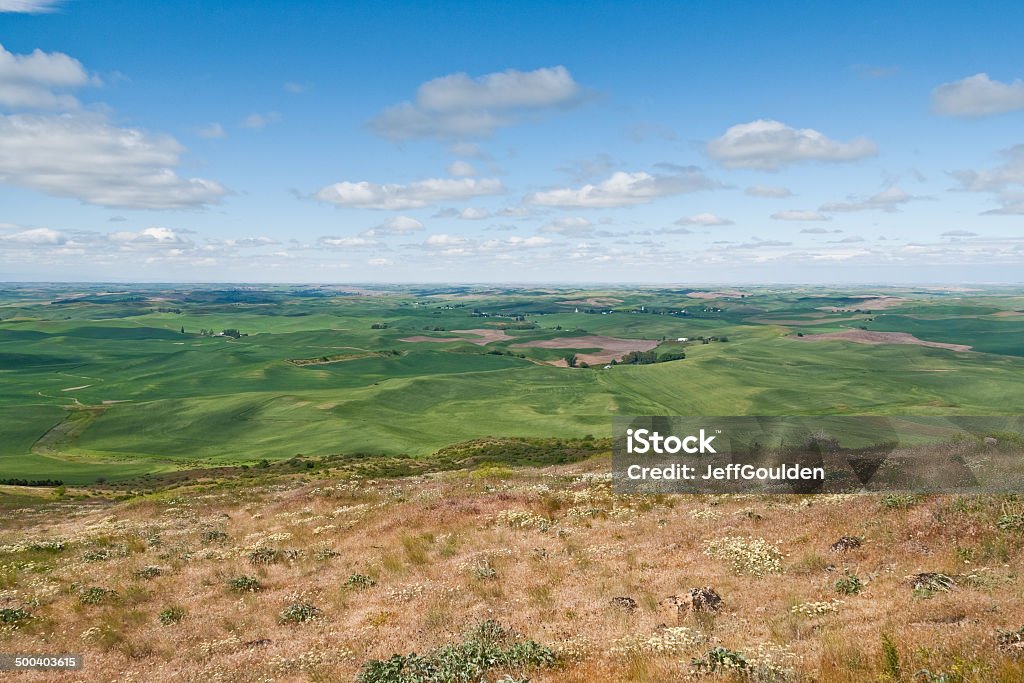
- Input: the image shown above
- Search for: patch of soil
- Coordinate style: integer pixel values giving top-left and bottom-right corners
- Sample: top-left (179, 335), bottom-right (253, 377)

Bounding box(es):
top-left (796, 329), bottom-right (971, 352)
top-left (400, 328), bottom-right (513, 346)
top-left (511, 335), bottom-right (659, 365)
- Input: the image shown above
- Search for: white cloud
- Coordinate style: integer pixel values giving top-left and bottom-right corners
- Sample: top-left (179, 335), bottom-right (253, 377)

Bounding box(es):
top-left (241, 112), bottom-right (281, 129)
top-left (527, 168), bottom-right (716, 208)
top-left (367, 258), bottom-right (393, 266)
top-left (447, 160), bottom-right (476, 177)
top-left (745, 185), bottom-right (792, 198)
top-left (771, 210), bottom-right (829, 221)
top-left (800, 227), bottom-right (841, 234)
top-left (707, 120), bottom-right (877, 170)
top-left (540, 216), bottom-right (593, 236)
top-left (424, 233), bottom-right (467, 247)
top-left (0, 1), bottom-right (63, 13)
top-left (458, 207), bottom-right (489, 220)
top-left (377, 216), bottom-right (425, 234)
top-left (319, 236), bottom-right (379, 248)
top-left (820, 186), bottom-right (921, 213)
top-left (951, 145), bottom-right (1024, 215)
top-left (314, 177), bottom-right (503, 210)
top-left (368, 66), bottom-right (587, 140)
top-left (932, 73), bottom-right (1024, 118)
top-left (108, 226), bottom-right (189, 244)
top-left (196, 122), bottom-right (225, 139)
top-left (675, 212), bottom-right (732, 226)
top-left (0, 113), bottom-right (227, 209)
top-left (0, 226), bottom-right (65, 244)
top-left (941, 230), bottom-right (978, 237)
top-left (0, 43), bottom-right (93, 109)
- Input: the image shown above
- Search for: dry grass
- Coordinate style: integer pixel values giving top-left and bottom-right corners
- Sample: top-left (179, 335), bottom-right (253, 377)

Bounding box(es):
top-left (1, 458), bottom-right (1023, 682)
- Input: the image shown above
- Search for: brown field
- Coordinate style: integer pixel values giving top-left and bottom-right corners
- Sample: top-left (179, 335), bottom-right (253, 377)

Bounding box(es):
top-left (1, 458), bottom-right (1023, 682)
top-left (815, 296), bottom-right (908, 312)
top-left (558, 297), bottom-right (624, 307)
top-left (400, 328), bottom-right (514, 346)
top-left (796, 330), bottom-right (972, 352)
top-left (686, 291), bottom-right (746, 299)
top-left (511, 335), bottom-right (660, 365)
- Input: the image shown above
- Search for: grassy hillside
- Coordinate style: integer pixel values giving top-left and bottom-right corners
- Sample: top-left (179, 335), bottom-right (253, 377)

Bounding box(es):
top-left (0, 458), bottom-right (1022, 681)
top-left (1, 285), bottom-right (1023, 483)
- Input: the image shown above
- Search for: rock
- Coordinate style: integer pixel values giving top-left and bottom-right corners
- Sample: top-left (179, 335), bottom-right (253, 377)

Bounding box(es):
top-left (660, 586), bottom-right (723, 622)
top-left (610, 596), bottom-right (638, 612)
top-left (830, 536), bottom-right (862, 552)
top-left (984, 437), bottom-right (999, 446)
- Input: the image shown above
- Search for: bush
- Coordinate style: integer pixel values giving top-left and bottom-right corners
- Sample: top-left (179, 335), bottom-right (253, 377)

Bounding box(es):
top-left (356, 620), bottom-right (555, 683)
top-left (691, 646), bottom-right (748, 674)
top-left (79, 586), bottom-right (118, 605)
top-left (834, 572), bottom-right (863, 595)
top-left (345, 573), bottom-right (376, 590)
top-left (248, 547), bottom-right (280, 565)
top-left (132, 566), bottom-right (163, 580)
top-left (279, 602), bottom-right (321, 624)
top-left (228, 575), bottom-right (262, 592)
top-left (0, 607), bottom-right (31, 626)
top-left (201, 530), bottom-right (228, 544)
top-left (158, 606), bottom-right (185, 625)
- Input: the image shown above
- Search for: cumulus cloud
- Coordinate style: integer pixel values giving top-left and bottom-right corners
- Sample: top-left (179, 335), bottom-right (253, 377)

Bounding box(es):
top-left (376, 216), bottom-right (425, 234)
top-left (0, 113), bottom-right (228, 209)
top-left (0, 226), bottom-right (65, 244)
top-left (675, 212), bottom-right (732, 226)
top-left (540, 216), bottom-right (593, 236)
top-left (319, 235), bottom-right (379, 249)
top-left (108, 226), bottom-right (190, 245)
top-left (314, 177), bottom-right (503, 210)
top-left (745, 185), bottom-right (792, 198)
top-left (706, 120), bottom-right (877, 170)
top-left (527, 167), bottom-right (716, 208)
top-left (0, 1), bottom-right (63, 14)
top-left (771, 210), bottom-right (829, 221)
top-left (368, 66), bottom-right (587, 140)
top-left (458, 207), bottom-right (489, 220)
top-left (0, 43), bottom-right (93, 109)
top-left (820, 187), bottom-right (922, 213)
top-left (800, 227), bottom-right (842, 234)
top-left (932, 73), bottom-right (1024, 118)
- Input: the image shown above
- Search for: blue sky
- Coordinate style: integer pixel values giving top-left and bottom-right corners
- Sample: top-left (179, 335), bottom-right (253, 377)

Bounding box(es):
top-left (1, 0), bottom-right (1023, 283)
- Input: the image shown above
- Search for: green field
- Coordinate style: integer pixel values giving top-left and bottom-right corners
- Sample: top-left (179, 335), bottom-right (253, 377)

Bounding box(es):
top-left (2, 284), bottom-right (1023, 484)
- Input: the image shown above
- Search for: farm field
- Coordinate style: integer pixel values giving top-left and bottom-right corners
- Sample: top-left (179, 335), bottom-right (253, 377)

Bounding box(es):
top-left (2, 284), bottom-right (1024, 485)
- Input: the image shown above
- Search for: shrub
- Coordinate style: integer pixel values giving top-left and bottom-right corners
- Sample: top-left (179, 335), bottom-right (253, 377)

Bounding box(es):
top-left (703, 536), bottom-right (782, 577)
top-left (356, 620), bottom-right (555, 683)
top-left (159, 606), bottom-right (185, 625)
top-left (201, 530), bottom-right (229, 544)
top-left (132, 565), bottom-right (163, 580)
top-left (228, 575), bottom-right (262, 592)
top-left (691, 646), bottom-right (748, 674)
top-left (834, 572), bottom-right (863, 595)
top-left (345, 573), bottom-right (376, 590)
top-left (0, 607), bottom-right (31, 626)
top-left (248, 547), bottom-right (280, 565)
top-left (79, 586), bottom-right (118, 605)
top-left (279, 602), bottom-right (321, 624)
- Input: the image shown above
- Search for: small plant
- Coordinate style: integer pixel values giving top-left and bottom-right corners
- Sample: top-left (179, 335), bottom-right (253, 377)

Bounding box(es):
top-left (228, 575), bottom-right (262, 592)
top-left (248, 547), bottom-right (280, 565)
top-left (313, 546), bottom-right (339, 561)
top-left (79, 586), bottom-right (118, 605)
top-left (834, 572), bottom-right (864, 595)
top-left (691, 646), bottom-right (748, 674)
top-left (279, 602), bottom-right (321, 624)
top-left (910, 572), bottom-right (954, 598)
top-left (881, 494), bottom-right (919, 510)
top-left (472, 560), bottom-right (497, 581)
top-left (703, 536), bottom-right (782, 577)
top-left (133, 565), bottom-right (163, 580)
top-left (881, 633), bottom-right (901, 680)
top-left (158, 606), bottom-right (185, 625)
top-left (201, 529), bottom-right (229, 544)
top-left (345, 573), bottom-right (376, 589)
top-left (0, 607), bottom-right (31, 627)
